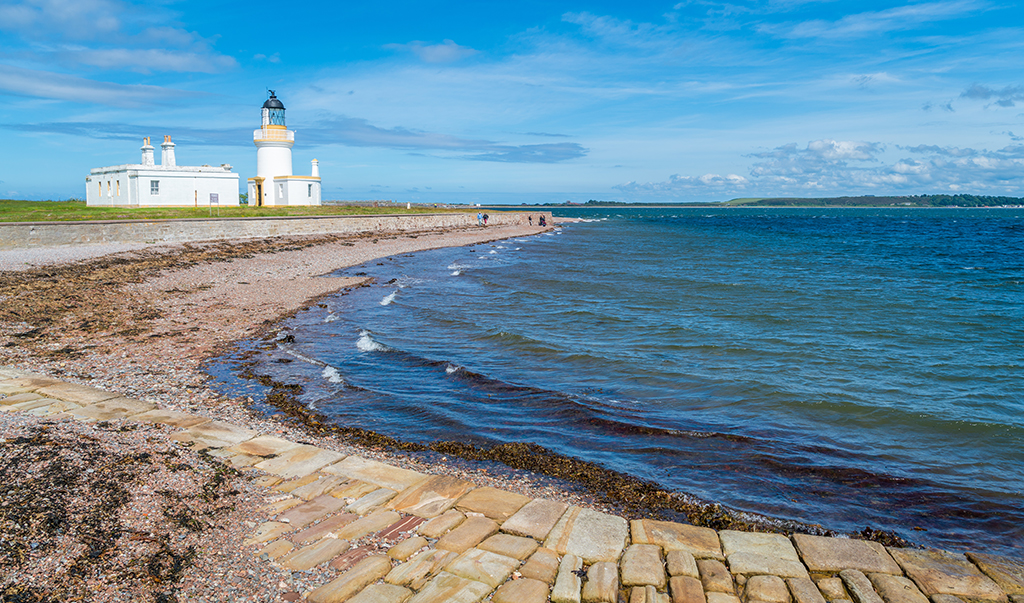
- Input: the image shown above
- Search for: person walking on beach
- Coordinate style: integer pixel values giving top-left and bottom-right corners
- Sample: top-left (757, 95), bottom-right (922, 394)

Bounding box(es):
top-left (483, 213), bottom-right (489, 225)
top-left (528, 215), bottom-right (532, 225)
top-left (477, 212), bottom-right (483, 226)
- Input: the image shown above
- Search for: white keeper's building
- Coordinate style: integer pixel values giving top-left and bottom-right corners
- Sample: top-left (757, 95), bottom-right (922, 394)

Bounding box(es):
top-left (85, 136), bottom-right (240, 207)
top-left (247, 91), bottom-right (322, 206)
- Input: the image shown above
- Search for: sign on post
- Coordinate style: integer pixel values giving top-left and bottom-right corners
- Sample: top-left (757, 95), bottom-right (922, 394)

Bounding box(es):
top-left (209, 192), bottom-right (219, 217)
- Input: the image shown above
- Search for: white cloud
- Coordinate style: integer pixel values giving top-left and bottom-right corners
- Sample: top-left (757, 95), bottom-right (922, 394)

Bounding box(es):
top-left (385, 40), bottom-right (478, 63)
top-left (760, 0), bottom-right (986, 39)
top-left (0, 64), bottom-right (191, 106)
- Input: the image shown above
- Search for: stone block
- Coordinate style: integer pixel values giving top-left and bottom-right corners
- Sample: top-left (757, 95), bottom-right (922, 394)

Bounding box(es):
top-left (728, 553), bottom-right (809, 579)
top-left (869, 574), bottom-right (930, 603)
top-left (172, 420), bottom-right (257, 449)
top-left (378, 516), bottom-right (427, 541)
top-left (787, 577), bottom-right (827, 603)
top-left (389, 536), bottom-right (428, 561)
top-left (226, 434), bottom-right (300, 457)
top-left (27, 399), bottom-right (81, 416)
top-left (250, 473), bottom-right (283, 489)
top-left (817, 578), bottom-right (849, 600)
top-left (502, 498), bottom-right (569, 541)
top-left (336, 509), bottom-right (402, 540)
top-left (323, 455), bottom-right (428, 492)
top-left (388, 474), bottom-right (476, 518)
top-left (622, 544), bottom-right (669, 589)
top-left (386, 549), bottom-right (458, 590)
top-left (699, 559), bottom-right (736, 594)
top-left (331, 479), bottom-right (384, 500)
top-left (307, 555), bottom-right (393, 603)
top-left (521, 547), bottom-right (561, 583)
top-left (493, 577), bottom-right (550, 603)
top-left (291, 475), bottom-right (349, 501)
top-left (244, 521), bottom-right (293, 545)
top-left (967, 553), bottom-right (1024, 595)
top-left (889, 549), bottom-right (1007, 602)
top-left (0, 393), bottom-right (42, 405)
top-left (4, 398), bottom-right (59, 412)
top-left (291, 513), bottom-right (359, 545)
top-left (720, 531), bottom-right (801, 562)
top-left (436, 515), bottom-right (500, 554)
top-left (745, 575), bottom-right (790, 603)
top-left (330, 545), bottom-right (375, 572)
top-left (260, 496), bottom-right (303, 516)
top-left (931, 596), bottom-right (964, 603)
top-left (672, 575), bottom-right (708, 603)
top-left (583, 561), bottom-right (620, 603)
top-left (347, 488), bottom-right (398, 515)
top-left (446, 547), bottom-right (520, 588)
top-left (276, 495), bottom-right (348, 529)
top-left (544, 507), bottom-right (629, 564)
top-left (69, 397), bottom-right (156, 422)
top-left (279, 537), bottom-right (351, 570)
top-left (276, 472), bottom-right (325, 493)
top-left (418, 509), bottom-right (465, 538)
top-left (793, 535), bottom-right (901, 575)
top-left (552, 553), bottom-right (584, 603)
top-left (405, 571), bottom-right (493, 603)
top-left (255, 445), bottom-right (346, 479)
top-left (632, 519), bottom-right (724, 560)
top-left (670, 550), bottom-right (701, 578)
top-left (455, 486), bottom-right (531, 522)
top-left (479, 533), bottom-right (539, 560)
top-left (631, 586), bottom-right (668, 603)
top-left (348, 583), bottom-right (413, 603)
top-left (35, 382), bottom-right (119, 404)
top-left (840, 570), bottom-right (885, 603)
top-left (258, 539), bottom-right (294, 560)
top-left (709, 594), bottom-right (742, 603)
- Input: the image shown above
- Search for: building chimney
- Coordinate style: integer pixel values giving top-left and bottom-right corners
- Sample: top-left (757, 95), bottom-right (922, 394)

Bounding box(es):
top-left (311, 158), bottom-right (319, 177)
top-left (141, 137), bottom-right (155, 166)
top-left (161, 135), bottom-right (176, 167)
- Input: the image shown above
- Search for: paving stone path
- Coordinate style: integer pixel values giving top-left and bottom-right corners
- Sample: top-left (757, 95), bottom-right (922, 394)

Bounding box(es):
top-left (3, 367), bottom-right (1023, 603)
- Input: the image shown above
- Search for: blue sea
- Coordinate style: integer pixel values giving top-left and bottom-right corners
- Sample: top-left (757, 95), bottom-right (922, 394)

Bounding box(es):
top-left (210, 207), bottom-right (1023, 555)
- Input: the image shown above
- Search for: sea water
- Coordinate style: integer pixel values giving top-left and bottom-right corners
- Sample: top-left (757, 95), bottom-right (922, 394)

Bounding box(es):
top-left (209, 207), bottom-right (1023, 555)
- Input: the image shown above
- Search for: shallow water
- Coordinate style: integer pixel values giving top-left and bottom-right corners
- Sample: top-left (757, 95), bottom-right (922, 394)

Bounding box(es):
top-left (209, 207), bottom-right (1024, 555)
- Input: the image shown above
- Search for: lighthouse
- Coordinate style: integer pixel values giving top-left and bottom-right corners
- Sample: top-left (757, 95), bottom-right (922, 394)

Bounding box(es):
top-left (248, 91), bottom-right (322, 206)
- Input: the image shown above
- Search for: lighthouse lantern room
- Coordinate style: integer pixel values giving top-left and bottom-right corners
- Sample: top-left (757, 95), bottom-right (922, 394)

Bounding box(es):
top-left (248, 91), bottom-right (322, 206)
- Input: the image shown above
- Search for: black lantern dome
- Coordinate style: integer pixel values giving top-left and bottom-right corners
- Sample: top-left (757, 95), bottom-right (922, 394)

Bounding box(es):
top-left (261, 90), bottom-right (286, 127)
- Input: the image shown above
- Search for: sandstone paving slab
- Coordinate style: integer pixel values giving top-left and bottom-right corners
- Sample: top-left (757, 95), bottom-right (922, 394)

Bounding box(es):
top-left (405, 571), bottom-right (493, 603)
top-left (583, 561), bottom-right (620, 603)
top-left (721, 531), bottom-right (801, 563)
top-left (389, 536), bottom-right (429, 561)
top-left (323, 455), bottom-right (428, 492)
top-left (330, 545), bottom-right (375, 572)
top-left (501, 498), bottom-right (568, 541)
top-left (308, 555), bottom-right (393, 603)
top-left (708, 593), bottom-right (741, 603)
top-left (280, 537), bottom-right (351, 571)
top-left (520, 547), bottom-right (560, 583)
top-left (5, 397), bottom-right (61, 412)
top-left (446, 547), bottom-right (520, 588)
top-left (478, 533), bottom-right (539, 560)
top-left (378, 515), bottom-right (426, 541)
top-left (669, 551), bottom-right (700, 578)
top-left (1009, 596), bottom-right (1024, 603)
top-left (348, 583), bottom-right (413, 603)
top-left (672, 575), bottom-right (708, 603)
top-left (226, 434), bottom-right (301, 457)
top-left (387, 474), bottom-right (477, 518)
top-left (291, 475), bottom-right (350, 501)
top-left (347, 488), bottom-right (398, 515)
top-left (291, 514), bottom-right (359, 545)
top-left (336, 509), bottom-right (402, 541)
top-left (793, 535), bottom-right (901, 575)
top-left (492, 577), bottom-right (550, 603)
top-left (698, 560), bottom-right (736, 594)
top-left (252, 474), bottom-right (284, 488)
top-left (622, 544), bottom-right (669, 589)
top-left (745, 575), bottom-right (790, 603)
top-left (245, 521), bottom-right (294, 545)
top-left (967, 553), bottom-right (1024, 595)
top-left (277, 495), bottom-right (348, 529)
top-left (437, 515), bottom-right (500, 554)
top-left (172, 420), bottom-right (257, 449)
top-left (69, 397), bottom-right (157, 422)
top-left (0, 392), bottom-right (42, 405)
top-left (418, 510), bottom-right (465, 538)
top-left (35, 382), bottom-right (120, 404)
top-left (544, 507), bottom-right (629, 564)
top-left (260, 497), bottom-right (304, 517)
top-left (632, 585), bottom-right (673, 603)
top-left (386, 549), bottom-right (459, 590)
top-left (551, 553), bottom-right (584, 603)
top-left (2, 377), bottom-right (60, 391)
top-left (869, 574), bottom-right (930, 603)
top-left (817, 578), bottom-right (849, 600)
top-left (931, 595), bottom-right (966, 603)
top-left (726, 554), bottom-right (809, 578)
top-left (0, 383), bottom-right (36, 395)
top-left (132, 409), bottom-right (212, 429)
top-left (889, 549), bottom-right (1007, 602)
top-left (276, 472), bottom-right (325, 493)
top-left (840, 570), bottom-right (885, 603)
top-left (255, 445), bottom-right (346, 479)
top-left (333, 479), bottom-right (389, 501)
top-left (26, 399), bottom-right (82, 416)
top-left (787, 577), bottom-right (827, 603)
top-left (455, 486), bottom-right (531, 522)
top-left (632, 519), bottom-right (724, 560)
top-left (258, 539), bottom-right (294, 561)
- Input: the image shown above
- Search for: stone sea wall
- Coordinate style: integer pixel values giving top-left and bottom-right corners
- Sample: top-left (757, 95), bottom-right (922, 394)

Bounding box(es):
top-left (0, 211), bottom-right (551, 249)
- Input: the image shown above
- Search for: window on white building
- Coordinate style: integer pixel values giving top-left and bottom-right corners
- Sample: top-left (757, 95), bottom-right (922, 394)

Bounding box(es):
top-left (151, 180), bottom-right (159, 195)
top-left (308, 184), bottom-right (312, 197)
top-left (98, 182), bottom-right (102, 197)
top-left (279, 183), bottom-right (284, 198)
top-left (116, 180), bottom-right (120, 196)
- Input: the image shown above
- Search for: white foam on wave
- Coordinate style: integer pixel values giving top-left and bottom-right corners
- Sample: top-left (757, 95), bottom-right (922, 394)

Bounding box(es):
top-left (380, 291), bottom-right (397, 306)
top-left (515, 247), bottom-right (522, 251)
top-left (356, 330), bottom-right (389, 352)
top-left (445, 363), bottom-right (462, 374)
top-left (321, 366), bottom-right (345, 384)
top-left (324, 313), bottom-right (339, 323)
top-left (450, 270), bottom-right (461, 276)
top-left (489, 250), bottom-right (498, 254)
top-left (395, 276), bottom-right (423, 288)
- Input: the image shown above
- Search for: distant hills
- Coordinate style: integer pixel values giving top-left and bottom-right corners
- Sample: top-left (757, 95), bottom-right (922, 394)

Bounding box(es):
top-left (523, 194), bottom-right (1024, 208)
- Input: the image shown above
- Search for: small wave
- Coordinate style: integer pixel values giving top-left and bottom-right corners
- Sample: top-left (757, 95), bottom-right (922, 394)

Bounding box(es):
top-left (515, 247), bottom-right (522, 251)
top-left (322, 366), bottom-right (345, 384)
top-left (395, 276), bottom-right (424, 288)
top-left (380, 291), bottom-right (397, 306)
top-left (324, 313), bottom-right (339, 323)
top-left (451, 270), bottom-right (461, 276)
top-left (489, 250), bottom-right (498, 254)
top-left (445, 363), bottom-right (462, 374)
top-left (356, 330), bottom-right (389, 352)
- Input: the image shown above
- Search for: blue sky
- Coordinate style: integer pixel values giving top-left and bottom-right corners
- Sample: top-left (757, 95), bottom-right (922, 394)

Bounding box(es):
top-left (1, 0), bottom-right (1023, 203)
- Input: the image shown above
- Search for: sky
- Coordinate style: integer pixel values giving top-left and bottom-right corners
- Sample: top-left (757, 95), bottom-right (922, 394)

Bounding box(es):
top-left (1, 0), bottom-right (1023, 204)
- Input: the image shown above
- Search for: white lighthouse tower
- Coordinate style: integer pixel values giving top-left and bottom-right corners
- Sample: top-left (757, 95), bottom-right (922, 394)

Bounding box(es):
top-left (248, 91), bottom-right (322, 206)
